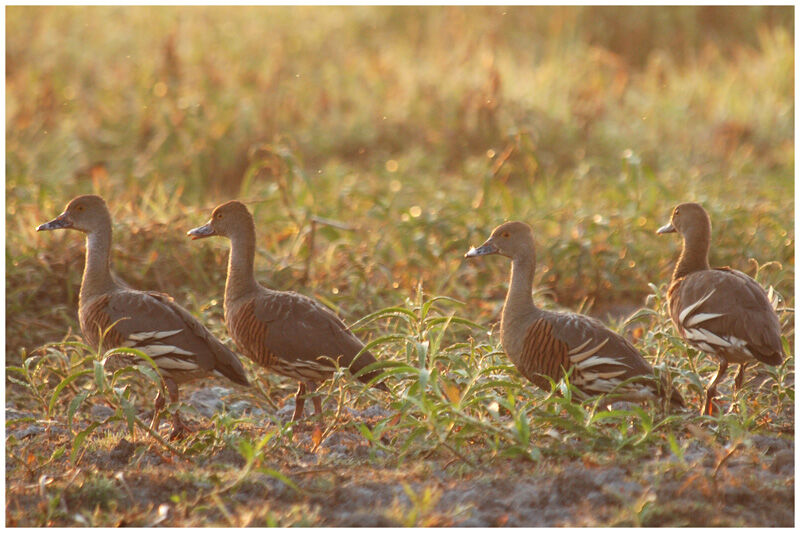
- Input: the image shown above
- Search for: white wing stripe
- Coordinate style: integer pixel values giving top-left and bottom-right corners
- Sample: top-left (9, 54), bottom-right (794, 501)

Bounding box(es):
top-left (127, 329), bottom-right (182, 341)
top-left (687, 333), bottom-right (754, 359)
top-left (582, 370), bottom-right (627, 381)
top-left (678, 289), bottom-right (717, 325)
top-left (582, 378), bottom-right (621, 392)
top-left (154, 357), bottom-right (199, 370)
top-left (139, 344), bottom-right (195, 357)
top-left (291, 360), bottom-right (333, 371)
top-left (574, 355), bottom-right (631, 370)
top-left (569, 338), bottom-right (592, 355)
top-left (685, 328), bottom-right (732, 348)
top-left (697, 342), bottom-right (716, 353)
top-left (726, 336), bottom-right (753, 356)
top-left (569, 337), bottom-right (610, 363)
top-left (685, 312), bottom-right (724, 328)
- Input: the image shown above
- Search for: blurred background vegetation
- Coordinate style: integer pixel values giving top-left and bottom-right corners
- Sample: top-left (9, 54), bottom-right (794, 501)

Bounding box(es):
top-left (6, 6), bottom-right (794, 362)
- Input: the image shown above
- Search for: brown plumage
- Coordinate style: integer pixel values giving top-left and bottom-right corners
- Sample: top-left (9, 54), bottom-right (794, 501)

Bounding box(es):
top-left (466, 221), bottom-right (683, 406)
top-left (37, 195), bottom-right (250, 439)
top-left (518, 318), bottom-right (572, 391)
top-left (188, 200), bottom-right (388, 421)
top-left (658, 202), bottom-right (785, 415)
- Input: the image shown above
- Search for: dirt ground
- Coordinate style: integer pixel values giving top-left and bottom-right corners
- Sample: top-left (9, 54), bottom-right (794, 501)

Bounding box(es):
top-left (6, 385), bottom-right (794, 527)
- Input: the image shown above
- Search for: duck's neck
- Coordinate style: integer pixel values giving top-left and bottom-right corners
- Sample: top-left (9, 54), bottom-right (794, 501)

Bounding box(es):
top-left (80, 225), bottom-right (117, 304)
top-left (673, 226), bottom-right (711, 280)
top-left (503, 253), bottom-right (539, 323)
top-left (225, 226), bottom-right (261, 305)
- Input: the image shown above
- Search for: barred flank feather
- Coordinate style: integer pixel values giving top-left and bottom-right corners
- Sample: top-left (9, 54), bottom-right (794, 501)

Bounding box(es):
top-left (80, 294), bottom-right (125, 349)
top-left (518, 319), bottom-right (570, 390)
top-left (517, 315), bottom-right (657, 399)
top-left (40, 194), bottom-right (250, 438)
top-left (229, 299), bottom-right (277, 368)
top-left (197, 200), bottom-right (389, 421)
top-left (467, 220), bottom-right (682, 406)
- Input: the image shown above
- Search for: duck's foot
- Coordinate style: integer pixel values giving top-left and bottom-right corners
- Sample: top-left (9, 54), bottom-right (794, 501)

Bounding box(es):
top-left (168, 413), bottom-right (197, 441)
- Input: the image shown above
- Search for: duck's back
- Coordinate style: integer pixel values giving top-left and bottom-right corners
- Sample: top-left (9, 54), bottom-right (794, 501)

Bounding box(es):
top-left (80, 288), bottom-right (249, 385)
top-left (668, 267), bottom-right (784, 365)
top-left (226, 287), bottom-right (382, 383)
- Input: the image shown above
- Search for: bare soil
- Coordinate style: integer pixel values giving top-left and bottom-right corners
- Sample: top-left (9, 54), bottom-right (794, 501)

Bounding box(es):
top-left (6, 385), bottom-right (794, 527)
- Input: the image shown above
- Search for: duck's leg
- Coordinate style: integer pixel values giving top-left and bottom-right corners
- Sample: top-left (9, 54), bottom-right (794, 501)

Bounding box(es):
top-left (734, 362), bottom-right (748, 391)
top-left (151, 389), bottom-right (166, 432)
top-left (292, 382), bottom-right (307, 422)
top-left (703, 359), bottom-right (728, 416)
top-left (165, 377), bottom-right (192, 440)
top-left (309, 381), bottom-right (323, 416)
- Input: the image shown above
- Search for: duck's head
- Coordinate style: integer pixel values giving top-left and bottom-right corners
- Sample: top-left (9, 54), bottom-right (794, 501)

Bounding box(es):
top-left (465, 221), bottom-right (535, 260)
top-left (188, 200), bottom-right (254, 240)
top-left (37, 195), bottom-right (111, 234)
top-left (657, 202), bottom-right (711, 237)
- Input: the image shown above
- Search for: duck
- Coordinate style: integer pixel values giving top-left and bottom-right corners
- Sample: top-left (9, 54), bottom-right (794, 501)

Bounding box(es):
top-left (657, 202), bottom-right (785, 415)
top-left (187, 200), bottom-right (388, 421)
top-left (466, 221), bottom-right (683, 406)
top-left (37, 195), bottom-right (250, 439)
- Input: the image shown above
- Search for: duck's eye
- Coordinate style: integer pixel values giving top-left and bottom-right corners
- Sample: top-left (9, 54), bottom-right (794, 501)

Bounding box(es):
top-left (501, 231), bottom-right (510, 238)
top-left (215, 213), bottom-right (223, 219)
top-left (76, 206), bottom-right (84, 212)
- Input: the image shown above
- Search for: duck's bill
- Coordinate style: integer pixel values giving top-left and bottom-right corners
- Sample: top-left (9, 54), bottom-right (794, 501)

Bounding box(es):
top-left (187, 223), bottom-right (215, 240)
top-left (464, 242), bottom-right (498, 258)
top-left (36, 213), bottom-right (71, 231)
top-left (656, 222), bottom-right (676, 234)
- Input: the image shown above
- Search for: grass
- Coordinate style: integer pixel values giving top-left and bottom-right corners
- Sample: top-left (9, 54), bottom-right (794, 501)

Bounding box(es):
top-left (6, 6), bottom-right (794, 527)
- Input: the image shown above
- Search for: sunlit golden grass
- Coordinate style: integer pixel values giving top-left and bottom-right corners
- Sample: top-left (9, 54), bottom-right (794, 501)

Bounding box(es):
top-left (6, 6), bottom-right (794, 527)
